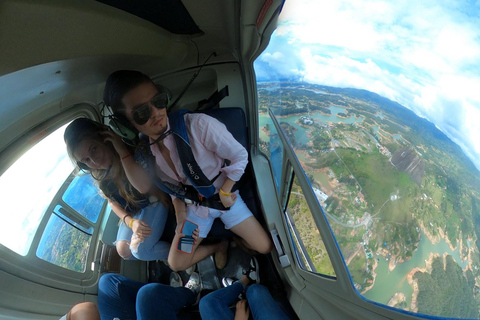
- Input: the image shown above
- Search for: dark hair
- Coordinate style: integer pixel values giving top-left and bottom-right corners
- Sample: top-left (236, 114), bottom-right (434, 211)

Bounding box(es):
top-left (64, 118), bottom-right (106, 154)
top-left (103, 70), bottom-right (154, 113)
top-left (64, 118), bottom-right (140, 210)
top-left (64, 118), bottom-right (173, 213)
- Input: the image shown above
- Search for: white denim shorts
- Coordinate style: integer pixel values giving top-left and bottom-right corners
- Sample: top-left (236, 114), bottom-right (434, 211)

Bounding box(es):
top-left (186, 191), bottom-right (253, 238)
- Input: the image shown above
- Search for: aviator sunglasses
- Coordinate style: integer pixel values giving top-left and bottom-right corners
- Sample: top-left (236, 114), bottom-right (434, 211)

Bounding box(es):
top-left (132, 92), bottom-right (169, 125)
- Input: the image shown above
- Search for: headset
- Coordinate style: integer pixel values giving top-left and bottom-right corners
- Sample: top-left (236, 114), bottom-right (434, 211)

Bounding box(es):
top-left (106, 52), bottom-right (216, 143)
top-left (107, 112), bottom-right (139, 142)
top-left (106, 84), bottom-right (172, 143)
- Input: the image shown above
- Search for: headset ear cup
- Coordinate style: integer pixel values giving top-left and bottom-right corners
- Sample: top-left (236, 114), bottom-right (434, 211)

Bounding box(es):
top-left (108, 113), bottom-right (138, 140)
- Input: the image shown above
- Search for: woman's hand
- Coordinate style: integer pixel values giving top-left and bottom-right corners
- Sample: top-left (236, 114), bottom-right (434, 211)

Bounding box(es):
top-left (175, 221), bottom-right (200, 240)
top-left (192, 228), bottom-right (200, 241)
top-left (102, 129), bottom-right (129, 158)
top-left (219, 191), bottom-right (237, 208)
top-left (234, 300), bottom-right (250, 320)
top-left (132, 219), bottom-right (152, 239)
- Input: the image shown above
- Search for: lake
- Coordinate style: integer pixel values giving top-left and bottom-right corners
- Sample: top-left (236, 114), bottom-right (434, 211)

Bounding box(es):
top-left (363, 230), bottom-right (468, 307)
top-left (259, 106), bottom-right (365, 145)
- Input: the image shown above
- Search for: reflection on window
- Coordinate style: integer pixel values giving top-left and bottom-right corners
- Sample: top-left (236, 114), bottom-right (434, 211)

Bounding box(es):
top-left (258, 111), bottom-right (284, 192)
top-left (0, 125), bottom-right (73, 256)
top-left (257, 82), bottom-right (480, 318)
top-left (36, 214), bottom-right (91, 272)
top-left (286, 175), bottom-right (335, 277)
top-left (63, 174), bottom-right (104, 223)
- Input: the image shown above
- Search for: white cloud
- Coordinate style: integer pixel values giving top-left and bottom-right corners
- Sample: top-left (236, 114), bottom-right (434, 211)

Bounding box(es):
top-left (261, 0), bottom-right (480, 170)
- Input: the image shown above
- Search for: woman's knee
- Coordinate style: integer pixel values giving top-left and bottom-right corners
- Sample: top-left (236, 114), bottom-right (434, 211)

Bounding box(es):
top-left (116, 241), bottom-right (132, 259)
top-left (131, 244), bottom-right (150, 261)
top-left (69, 302), bottom-right (99, 320)
top-left (167, 256), bottom-right (189, 272)
top-left (253, 237), bottom-right (273, 254)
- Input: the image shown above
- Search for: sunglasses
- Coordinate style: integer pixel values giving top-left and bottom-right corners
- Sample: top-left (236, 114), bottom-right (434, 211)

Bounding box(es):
top-left (132, 93), bottom-right (169, 125)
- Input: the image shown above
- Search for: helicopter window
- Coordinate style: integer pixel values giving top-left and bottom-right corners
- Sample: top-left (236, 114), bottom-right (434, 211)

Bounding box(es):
top-left (36, 173), bottom-right (105, 272)
top-left (258, 111), bottom-right (284, 193)
top-left (62, 173), bottom-right (104, 223)
top-left (0, 122), bottom-right (105, 273)
top-left (0, 124), bottom-right (74, 256)
top-left (258, 100), bottom-right (336, 277)
top-left (255, 0), bottom-right (480, 316)
top-left (285, 173), bottom-right (336, 277)
top-left (36, 210), bottom-right (92, 272)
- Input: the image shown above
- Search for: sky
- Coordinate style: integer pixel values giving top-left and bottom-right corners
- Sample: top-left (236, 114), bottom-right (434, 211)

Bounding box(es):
top-left (0, 125), bottom-right (73, 255)
top-left (255, 0), bottom-right (480, 170)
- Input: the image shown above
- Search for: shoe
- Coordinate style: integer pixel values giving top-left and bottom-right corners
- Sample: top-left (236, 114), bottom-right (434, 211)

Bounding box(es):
top-left (169, 272), bottom-right (183, 287)
top-left (243, 256), bottom-right (259, 283)
top-left (214, 239), bottom-right (229, 269)
top-left (185, 272), bottom-right (202, 305)
top-left (222, 277), bottom-right (235, 287)
top-left (185, 263), bottom-right (196, 275)
top-left (222, 277), bottom-right (243, 299)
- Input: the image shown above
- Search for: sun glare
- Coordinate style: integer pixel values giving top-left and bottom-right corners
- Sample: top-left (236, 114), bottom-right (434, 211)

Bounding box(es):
top-left (0, 124), bottom-right (73, 256)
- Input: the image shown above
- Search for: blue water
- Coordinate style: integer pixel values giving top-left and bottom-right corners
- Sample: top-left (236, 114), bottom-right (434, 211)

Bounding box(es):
top-left (259, 105), bottom-right (365, 145)
top-left (363, 230), bottom-right (468, 306)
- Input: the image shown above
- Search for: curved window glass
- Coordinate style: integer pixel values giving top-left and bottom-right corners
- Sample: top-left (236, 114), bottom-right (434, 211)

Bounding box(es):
top-left (255, 1), bottom-right (480, 318)
top-left (62, 174), bottom-right (104, 223)
top-left (0, 125), bottom-right (73, 256)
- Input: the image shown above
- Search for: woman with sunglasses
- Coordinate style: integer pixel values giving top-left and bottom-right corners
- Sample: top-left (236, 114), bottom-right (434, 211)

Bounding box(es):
top-left (64, 118), bottom-right (172, 261)
top-left (103, 70), bottom-right (273, 272)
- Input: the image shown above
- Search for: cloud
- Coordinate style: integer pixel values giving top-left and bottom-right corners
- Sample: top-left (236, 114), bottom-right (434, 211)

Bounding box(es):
top-left (256, 0), bottom-right (480, 170)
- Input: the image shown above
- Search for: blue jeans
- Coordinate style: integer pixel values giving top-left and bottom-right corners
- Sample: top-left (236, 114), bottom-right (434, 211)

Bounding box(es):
top-left (98, 273), bottom-right (195, 320)
top-left (116, 202), bottom-right (170, 260)
top-left (199, 283), bottom-right (290, 320)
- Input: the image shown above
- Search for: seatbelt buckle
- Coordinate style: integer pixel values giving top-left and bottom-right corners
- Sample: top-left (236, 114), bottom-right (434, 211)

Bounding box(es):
top-left (184, 198), bottom-right (194, 205)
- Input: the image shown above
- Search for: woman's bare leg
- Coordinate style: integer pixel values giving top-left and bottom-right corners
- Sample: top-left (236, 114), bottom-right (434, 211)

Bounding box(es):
top-left (167, 237), bottom-right (228, 271)
top-left (229, 217), bottom-right (272, 254)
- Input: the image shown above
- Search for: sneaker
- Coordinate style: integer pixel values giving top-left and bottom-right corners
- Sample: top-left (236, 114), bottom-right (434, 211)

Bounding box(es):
top-left (243, 256), bottom-right (259, 283)
top-left (185, 263), bottom-right (196, 275)
top-left (185, 272), bottom-right (202, 305)
top-left (169, 272), bottom-right (183, 287)
top-left (222, 277), bottom-right (243, 299)
top-left (222, 277), bottom-right (235, 287)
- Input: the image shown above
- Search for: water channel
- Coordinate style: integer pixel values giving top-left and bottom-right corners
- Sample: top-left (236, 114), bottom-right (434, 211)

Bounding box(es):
top-left (363, 230), bottom-right (468, 307)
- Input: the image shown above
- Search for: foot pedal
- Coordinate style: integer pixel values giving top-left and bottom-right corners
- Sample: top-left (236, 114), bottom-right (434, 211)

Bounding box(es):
top-left (196, 256), bottom-right (221, 290)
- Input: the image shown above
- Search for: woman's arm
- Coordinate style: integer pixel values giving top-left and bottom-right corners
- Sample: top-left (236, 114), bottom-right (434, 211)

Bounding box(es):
top-left (173, 197), bottom-right (187, 235)
top-left (219, 177), bottom-right (238, 208)
top-left (103, 130), bottom-right (153, 194)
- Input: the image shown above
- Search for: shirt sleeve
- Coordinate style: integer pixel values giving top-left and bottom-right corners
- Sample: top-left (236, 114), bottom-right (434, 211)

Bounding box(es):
top-left (193, 114), bottom-right (248, 182)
